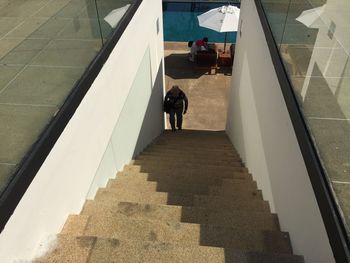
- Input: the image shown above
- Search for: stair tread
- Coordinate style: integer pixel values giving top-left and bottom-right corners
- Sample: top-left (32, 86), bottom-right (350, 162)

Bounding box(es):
top-left (136, 156), bottom-right (243, 166)
top-left (146, 146), bottom-right (239, 155)
top-left (95, 189), bottom-right (270, 211)
top-left (81, 200), bottom-right (280, 229)
top-left (100, 184), bottom-right (263, 201)
top-left (108, 176), bottom-right (260, 196)
top-left (143, 149), bottom-right (240, 156)
top-left (131, 159), bottom-right (244, 169)
top-left (116, 171), bottom-right (256, 186)
top-left (117, 171), bottom-right (253, 185)
top-left (125, 163), bottom-right (248, 173)
top-left (37, 234), bottom-right (304, 263)
top-left (64, 214), bottom-right (292, 253)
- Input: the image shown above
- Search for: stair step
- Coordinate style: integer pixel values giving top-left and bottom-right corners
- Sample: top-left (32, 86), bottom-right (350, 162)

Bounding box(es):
top-left (136, 154), bottom-right (243, 166)
top-left (156, 134), bottom-right (231, 141)
top-left (209, 180), bottom-right (259, 195)
top-left (95, 189), bottom-right (269, 211)
top-left (126, 163), bottom-right (248, 174)
top-left (146, 144), bottom-right (239, 154)
top-left (131, 159), bottom-right (244, 169)
top-left (156, 133), bottom-right (231, 140)
top-left (37, 235), bottom-right (304, 263)
top-left (159, 131), bottom-right (229, 139)
top-left (153, 142), bottom-right (234, 149)
top-left (117, 171), bottom-right (253, 186)
top-left (101, 182), bottom-right (262, 203)
top-left (65, 215), bottom-right (292, 253)
top-left (149, 143), bottom-right (236, 152)
top-left (82, 200), bottom-right (280, 230)
top-left (61, 214), bottom-right (89, 236)
top-left (34, 235), bottom-right (95, 262)
top-left (142, 148), bottom-right (241, 158)
top-left (108, 175), bottom-right (260, 196)
top-left (108, 177), bottom-right (211, 195)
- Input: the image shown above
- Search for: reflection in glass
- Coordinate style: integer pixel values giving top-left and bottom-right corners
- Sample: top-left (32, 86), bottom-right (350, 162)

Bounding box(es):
top-left (0, 1), bottom-right (132, 194)
top-left (261, 0), bottom-right (350, 235)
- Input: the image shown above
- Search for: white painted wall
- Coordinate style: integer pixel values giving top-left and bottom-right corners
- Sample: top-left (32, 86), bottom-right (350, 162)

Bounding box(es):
top-left (0, 0), bottom-right (165, 261)
top-left (226, 1), bottom-right (334, 262)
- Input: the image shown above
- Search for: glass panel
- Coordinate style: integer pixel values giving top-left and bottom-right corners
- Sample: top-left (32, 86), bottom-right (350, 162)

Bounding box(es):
top-left (0, 1), bottom-right (132, 194)
top-left (94, 0), bottom-right (134, 40)
top-left (261, 0), bottom-right (350, 236)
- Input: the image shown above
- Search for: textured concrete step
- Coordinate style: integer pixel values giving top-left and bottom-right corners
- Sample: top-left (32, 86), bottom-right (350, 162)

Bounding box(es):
top-left (156, 132), bottom-right (230, 140)
top-left (131, 159), bottom-right (243, 169)
top-left (151, 142), bottom-right (236, 151)
top-left (127, 162), bottom-right (248, 173)
top-left (160, 130), bottom-right (229, 138)
top-left (209, 180), bottom-right (259, 195)
top-left (36, 235), bottom-right (304, 263)
top-left (142, 145), bottom-right (240, 158)
top-left (64, 214), bottom-right (292, 253)
top-left (82, 200), bottom-right (280, 230)
top-left (142, 149), bottom-right (241, 160)
top-left (136, 154), bottom-right (243, 166)
top-left (156, 134), bottom-right (231, 142)
top-left (108, 177), bottom-right (213, 195)
top-left (153, 141), bottom-right (234, 148)
top-left (117, 171), bottom-right (253, 187)
top-left (147, 144), bottom-right (239, 155)
top-left (109, 174), bottom-right (259, 196)
top-left (159, 129), bottom-right (228, 138)
top-left (124, 164), bottom-right (249, 176)
top-left (161, 129), bottom-right (228, 136)
top-left (34, 235), bottom-right (94, 262)
top-left (95, 189), bottom-right (269, 211)
top-left (102, 180), bottom-right (262, 201)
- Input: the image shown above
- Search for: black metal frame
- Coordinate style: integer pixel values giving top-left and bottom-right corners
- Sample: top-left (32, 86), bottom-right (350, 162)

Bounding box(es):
top-left (254, 0), bottom-right (350, 262)
top-left (0, 0), bottom-right (143, 232)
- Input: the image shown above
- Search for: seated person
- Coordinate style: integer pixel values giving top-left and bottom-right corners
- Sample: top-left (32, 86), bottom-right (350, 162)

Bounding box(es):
top-left (188, 37), bottom-right (209, 62)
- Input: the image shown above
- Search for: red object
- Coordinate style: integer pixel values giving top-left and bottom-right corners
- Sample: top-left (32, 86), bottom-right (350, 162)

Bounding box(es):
top-left (195, 39), bottom-right (205, 46)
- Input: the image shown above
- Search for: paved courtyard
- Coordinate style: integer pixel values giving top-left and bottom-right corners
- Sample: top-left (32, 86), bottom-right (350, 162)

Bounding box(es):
top-left (164, 41), bottom-right (232, 131)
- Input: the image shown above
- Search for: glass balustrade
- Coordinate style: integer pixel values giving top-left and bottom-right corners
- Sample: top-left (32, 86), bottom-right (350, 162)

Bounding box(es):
top-left (261, 0), bottom-right (350, 237)
top-left (0, 0), bottom-right (133, 194)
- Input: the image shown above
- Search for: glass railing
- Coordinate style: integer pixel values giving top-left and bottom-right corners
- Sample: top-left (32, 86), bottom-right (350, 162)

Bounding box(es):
top-left (260, 0), bottom-right (350, 238)
top-left (0, 0), bottom-right (134, 195)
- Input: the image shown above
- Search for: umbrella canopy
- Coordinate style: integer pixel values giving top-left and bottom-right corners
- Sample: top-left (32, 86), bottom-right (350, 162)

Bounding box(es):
top-left (296, 5), bottom-right (325, 28)
top-left (197, 5), bottom-right (240, 52)
top-left (197, 5), bottom-right (240, 32)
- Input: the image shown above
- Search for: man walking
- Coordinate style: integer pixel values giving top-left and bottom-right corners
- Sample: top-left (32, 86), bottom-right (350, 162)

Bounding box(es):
top-left (164, 85), bottom-right (188, 131)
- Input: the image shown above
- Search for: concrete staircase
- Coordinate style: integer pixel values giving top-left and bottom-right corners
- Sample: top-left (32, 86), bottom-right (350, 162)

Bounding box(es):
top-left (36, 130), bottom-right (304, 262)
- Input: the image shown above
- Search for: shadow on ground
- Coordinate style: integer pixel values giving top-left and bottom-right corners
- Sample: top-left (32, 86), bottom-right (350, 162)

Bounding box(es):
top-left (165, 53), bottom-right (232, 79)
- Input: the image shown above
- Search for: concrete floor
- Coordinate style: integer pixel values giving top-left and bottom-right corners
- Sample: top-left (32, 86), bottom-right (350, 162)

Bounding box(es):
top-left (164, 42), bottom-right (232, 131)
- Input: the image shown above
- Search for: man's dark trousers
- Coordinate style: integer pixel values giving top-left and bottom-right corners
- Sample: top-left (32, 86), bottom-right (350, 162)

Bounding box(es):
top-left (169, 108), bottom-right (183, 131)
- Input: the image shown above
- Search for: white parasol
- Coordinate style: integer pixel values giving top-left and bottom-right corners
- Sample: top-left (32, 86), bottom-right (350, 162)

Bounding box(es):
top-left (197, 5), bottom-right (240, 52)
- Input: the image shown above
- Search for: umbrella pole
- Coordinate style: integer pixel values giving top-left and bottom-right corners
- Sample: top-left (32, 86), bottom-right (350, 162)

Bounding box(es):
top-left (223, 32), bottom-right (227, 53)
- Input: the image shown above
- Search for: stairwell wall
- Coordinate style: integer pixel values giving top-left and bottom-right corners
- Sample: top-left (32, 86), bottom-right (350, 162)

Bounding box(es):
top-left (0, 0), bottom-right (165, 261)
top-left (225, 0), bottom-right (334, 262)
